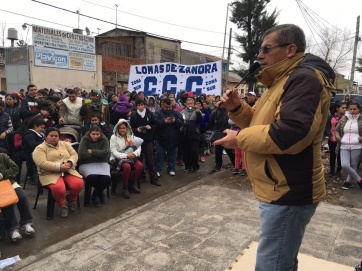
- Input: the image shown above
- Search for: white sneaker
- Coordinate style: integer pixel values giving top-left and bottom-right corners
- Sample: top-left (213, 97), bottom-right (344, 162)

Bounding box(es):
top-left (157, 172), bottom-right (160, 177)
top-left (20, 223), bottom-right (35, 235)
top-left (10, 229), bottom-right (22, 242)
top-left (169, 171), bottom-right (176, 176)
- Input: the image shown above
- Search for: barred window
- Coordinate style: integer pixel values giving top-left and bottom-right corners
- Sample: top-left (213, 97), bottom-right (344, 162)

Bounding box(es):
top-left (161, 49), bottom-right (175, 63)
top-left (101, 42), bottom-right (132, 57)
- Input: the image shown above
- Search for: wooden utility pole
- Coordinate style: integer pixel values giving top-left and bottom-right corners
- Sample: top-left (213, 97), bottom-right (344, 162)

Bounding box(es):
top-left (222, 4), bottom-right (229, 93)
top-left (225, 28), bottom-right (232, 93)
top-left (349, 15), bottom-right (360, 92)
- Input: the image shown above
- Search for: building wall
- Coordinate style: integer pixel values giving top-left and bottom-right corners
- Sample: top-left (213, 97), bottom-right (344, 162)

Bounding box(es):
top-left (145, 36), bottom-right (181, 64)
top-left (29, 47), bottom-right (102, 91)
top-left (181, 50), bottom-right (215, 65)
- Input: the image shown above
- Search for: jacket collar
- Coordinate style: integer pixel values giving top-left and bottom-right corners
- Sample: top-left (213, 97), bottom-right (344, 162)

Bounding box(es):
top-left (255, 53), bottom-right (305, 87)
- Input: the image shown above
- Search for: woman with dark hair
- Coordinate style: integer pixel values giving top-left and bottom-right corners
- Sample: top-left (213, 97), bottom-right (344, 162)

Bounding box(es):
top-left (110, 119), bottom-right (143, 198)
top-left (78, 125), bottom-right (111, 207)
top-left (32, 127), bottom-right (84, 218)
top-left (325, 102), bottom-right (347, 178)
top-left (5, 94), bottom-right (22, 131)
top-left (335, 101), bottom-right (362, 190)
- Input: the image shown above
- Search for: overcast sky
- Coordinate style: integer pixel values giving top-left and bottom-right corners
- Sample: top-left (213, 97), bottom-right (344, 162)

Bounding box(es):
top-left (1, 0), bottom-right (361, 83)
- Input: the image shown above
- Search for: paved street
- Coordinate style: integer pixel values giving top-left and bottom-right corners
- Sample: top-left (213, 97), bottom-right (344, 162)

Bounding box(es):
top-left (2, 161), bottom-right (362, 271)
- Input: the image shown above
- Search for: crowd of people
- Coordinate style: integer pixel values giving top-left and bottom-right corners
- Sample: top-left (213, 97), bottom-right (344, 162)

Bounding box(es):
top-left (326, 92), bottom-right (362, 190)
top-left (0, 84), bottom-right (258, 243)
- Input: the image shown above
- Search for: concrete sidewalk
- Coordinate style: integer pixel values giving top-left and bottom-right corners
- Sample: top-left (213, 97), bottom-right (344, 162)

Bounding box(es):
top-left (7, 171), bottom-right (362, 271)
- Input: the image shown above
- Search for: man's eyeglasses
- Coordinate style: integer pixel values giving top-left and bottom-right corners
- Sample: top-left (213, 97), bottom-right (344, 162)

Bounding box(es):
top-left (258, 43), bottom-right (291, 54)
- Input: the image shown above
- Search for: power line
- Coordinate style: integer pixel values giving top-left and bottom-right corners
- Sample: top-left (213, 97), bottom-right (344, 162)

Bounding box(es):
top-left (31, 0), bottom-right (226, 49)
top-left (82, 0), bottom-right (226, 35)
top-left (0, 8), bottom-right (76, 31)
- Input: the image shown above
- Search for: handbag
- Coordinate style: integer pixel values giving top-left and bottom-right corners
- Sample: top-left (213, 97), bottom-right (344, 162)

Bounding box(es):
top-left (0, 180), bottom-right (19, 208)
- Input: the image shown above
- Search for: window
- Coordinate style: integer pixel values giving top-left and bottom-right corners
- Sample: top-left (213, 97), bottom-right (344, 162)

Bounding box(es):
top-left (161, 49), bottom-right (175, 63)
top-left (101, 42), bottom-right (132, 57)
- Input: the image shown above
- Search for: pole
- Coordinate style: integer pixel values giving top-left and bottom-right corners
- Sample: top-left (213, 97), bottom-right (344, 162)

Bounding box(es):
top-left (350, 15), bottom-right (360, 92)
top-left (225, 28), bottom-right (232, 94)
top-left (77, 9), bottom-right (80, 29)
top-left (222, 3), bottom-right (229, 92)
top-left (115, 4), bottom-right (118, 28)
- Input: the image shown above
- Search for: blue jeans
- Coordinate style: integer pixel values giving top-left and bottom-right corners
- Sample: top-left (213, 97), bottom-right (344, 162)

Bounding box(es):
top-left (255, 201), bottom-right (318, 271)
top-left (155, 140), bottom-right (177, 173)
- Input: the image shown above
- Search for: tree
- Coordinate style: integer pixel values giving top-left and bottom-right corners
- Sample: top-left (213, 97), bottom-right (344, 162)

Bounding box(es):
top-left (230, 0), bottom-right (278, 91)
top-left (356, 58), bottom-right (362, 73)
top-left (308, 27), bottom-right (353, 72)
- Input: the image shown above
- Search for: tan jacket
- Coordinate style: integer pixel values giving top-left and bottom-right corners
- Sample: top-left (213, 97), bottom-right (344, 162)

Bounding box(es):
top-left (33, 141), bottom-right (82, 186)
top-left (230, 53), bottom-right (334, 205)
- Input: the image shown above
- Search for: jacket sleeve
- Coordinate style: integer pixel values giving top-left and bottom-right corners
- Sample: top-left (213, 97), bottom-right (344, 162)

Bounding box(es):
top-left (154, 110), bottom-right (166, 127)
top-left (64, 142), bottom-right (78, 167)
top-left (174, 111), bottom-right (184, 129)
top-left (33, 145), bottom-right (60, 172)
top-left (77, 137), bottom-right (90, 162)
top-left (0, 155), bottom-right (19, 183)
top-left (91, 137), bottom-right (110, 159)
top-left (335, 116), bottom-right (345, 142)
top-left (5, 115), bottom-right (13, 134)
top-left (235, 70), bottom-right (325, 155)
top-left (228, 100), bottom-right (254, 130)
top-left (109, 136), bottom-right (127, 159)
top-left (324, 115), bottom-right (332, 138)
top-left (58, 101), bottom-right (66, 118)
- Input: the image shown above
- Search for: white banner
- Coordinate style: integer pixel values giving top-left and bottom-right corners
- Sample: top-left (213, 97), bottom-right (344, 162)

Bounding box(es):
top-left (32, 25), bottom-right (95, 54)
top-left (128, 61), bottom-right (222, 97)
top-left (69, 51), bottom-right (97, 71)
top-left (34, 47), bottom-right (69, 69)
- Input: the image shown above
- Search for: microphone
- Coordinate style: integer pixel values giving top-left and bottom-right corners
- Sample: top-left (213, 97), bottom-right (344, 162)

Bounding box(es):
top-left (234, 61), bottom-right (261, 88)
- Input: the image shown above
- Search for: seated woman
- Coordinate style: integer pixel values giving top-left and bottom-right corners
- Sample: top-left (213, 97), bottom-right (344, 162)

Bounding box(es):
top-left (78, 125), bottom-right (110, 207)
top-left (32, 127), bottom-right (84, 218)
top-left (0, 148), bottom-right (35, 242)
top-left (110, 119), bottom-right (143, 199)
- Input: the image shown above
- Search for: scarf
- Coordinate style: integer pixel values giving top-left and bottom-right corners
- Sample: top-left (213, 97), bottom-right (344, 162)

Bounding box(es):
top-left (137, 109), bottom-right (146, 118)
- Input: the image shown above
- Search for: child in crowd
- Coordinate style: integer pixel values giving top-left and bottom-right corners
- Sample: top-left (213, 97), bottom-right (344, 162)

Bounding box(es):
top-left (229, 119), bottom-right (246, 176)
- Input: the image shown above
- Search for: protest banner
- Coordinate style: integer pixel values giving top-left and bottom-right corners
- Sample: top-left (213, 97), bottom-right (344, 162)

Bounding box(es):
top-left (128, 61), bottom-right (222, 96)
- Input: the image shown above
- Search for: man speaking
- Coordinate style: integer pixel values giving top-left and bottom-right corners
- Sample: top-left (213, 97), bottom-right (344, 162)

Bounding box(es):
top-left (215, 24), bottom-right (335, 271)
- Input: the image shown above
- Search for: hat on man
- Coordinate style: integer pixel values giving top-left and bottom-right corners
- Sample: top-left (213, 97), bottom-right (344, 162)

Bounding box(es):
top-left (53, 89), bottom-right (61, 93)
top-left (248, 91), bottom-right (256, 96)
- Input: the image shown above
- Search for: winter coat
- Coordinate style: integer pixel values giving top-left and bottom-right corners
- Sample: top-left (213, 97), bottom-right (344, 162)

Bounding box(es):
top-left (20, 94), bottom-right (39, 121)
top-left (21, 129), bottom-right (44, 155)
top-left (180, 108), bottom-right (203, 140)
top-left (335, 113), bottom-right (362, 151)
top-left (5, 106), bottom-right (22, 131)
top-left (153, 108), bottom-right (183, 148)
top-left (32, 141), bottom-right (82, 186)
top-left (109, 119), bottom-right (142, 160)
top-left (0, 153), bottom-right (19, 184)
top-left (78, 132), bottom-right (110, 164)
top-left (230, 53), bottom-right (334, 205)
top-left (112, 93), bottom-right (133, 114)
top-left (129, 108), bottom-right (156, 143)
